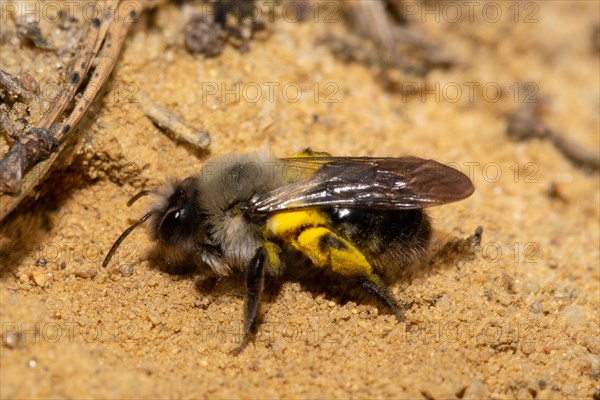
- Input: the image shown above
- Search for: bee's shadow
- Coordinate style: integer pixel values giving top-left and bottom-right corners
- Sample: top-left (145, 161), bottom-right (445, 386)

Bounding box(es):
top-left (144, 249), bottom-right (379, 313)
top-left (146, 227), bottom-right (482, 318)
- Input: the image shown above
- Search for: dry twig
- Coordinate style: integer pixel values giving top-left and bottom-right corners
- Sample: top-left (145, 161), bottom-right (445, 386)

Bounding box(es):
top-left (0, 108), bottom-right (20, 143)
top-left (0, 0), bottom-right (150, 221)
top-left (339, 1), bottom-right (455, 76)
top-left (0, 70), bottom-right (38, 102)
top-left (139, 92), bottom-right (211, 149)
top-left (507, 105), bottom-right (600, 171)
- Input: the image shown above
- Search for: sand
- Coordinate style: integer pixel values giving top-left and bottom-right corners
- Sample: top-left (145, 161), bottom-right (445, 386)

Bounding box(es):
top-left (1, 1), bottom-right (599, 398)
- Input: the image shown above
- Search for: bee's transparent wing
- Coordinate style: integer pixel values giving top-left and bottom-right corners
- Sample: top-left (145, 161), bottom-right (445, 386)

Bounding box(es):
top-left (249, 156), bottom-right (474, 215)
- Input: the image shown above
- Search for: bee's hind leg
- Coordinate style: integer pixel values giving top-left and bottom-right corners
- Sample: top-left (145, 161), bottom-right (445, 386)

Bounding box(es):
top-left (362, 276), bottom-right (405, 322)
top-left (288, 225), bottom-right (406, 322)
top-left (231, 250), bottom-right (265, 355)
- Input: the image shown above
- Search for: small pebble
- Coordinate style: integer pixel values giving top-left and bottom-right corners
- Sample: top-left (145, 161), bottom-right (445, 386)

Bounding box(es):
top-left (521, 341), bottom-right (536, 355)
top-left (75, 264), bottom-right (97, 279)
top-left (538, 379), bottom-right (547, 389)
top-left (523, 281), bottom-right (539, 294)
top-left (148, 312), bottom-right (161, 326)
top-left (32, 271), bottom-right (46, 287)
top-left (590, 354), bottom-right (600, 371)
top-left (560, 306), bottom-right (587, 327)
top-left (120, 264), bottom-right (133, 277)
top-left (563, 384), bottom-right (577, 396)
top-left (2, 333), bottom-right (20, 348)
top-left (464, 379), bottom-right (489, 398)
top-left (185, 16), bottom-right (224, 57)
top-left (530, 301), bottom-right (544, 314)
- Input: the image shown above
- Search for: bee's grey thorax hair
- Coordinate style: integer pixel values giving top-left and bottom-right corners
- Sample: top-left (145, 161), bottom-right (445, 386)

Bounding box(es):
top-left (196, 151), bottom-right (283, 275)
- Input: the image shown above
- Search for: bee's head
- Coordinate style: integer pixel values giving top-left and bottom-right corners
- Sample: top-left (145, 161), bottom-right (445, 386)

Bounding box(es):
top-left (103, 177), bottom-right (203, 268)
top-left (150, 177), bottom-right (201, 247)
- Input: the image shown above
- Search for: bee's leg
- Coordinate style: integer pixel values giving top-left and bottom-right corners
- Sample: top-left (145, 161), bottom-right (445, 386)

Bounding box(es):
top-left (232, 249), bottom-right (265, 355)
top-left (362, 277), bottom-right (405, 322)
top-left (194, 243), bottom-right (229, 276)
top-left (286, 225), bottom-right (405, 320)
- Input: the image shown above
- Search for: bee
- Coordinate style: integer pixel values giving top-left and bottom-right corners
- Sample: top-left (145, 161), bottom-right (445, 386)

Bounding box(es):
top-left (103, 149), bottom-right (474, 353)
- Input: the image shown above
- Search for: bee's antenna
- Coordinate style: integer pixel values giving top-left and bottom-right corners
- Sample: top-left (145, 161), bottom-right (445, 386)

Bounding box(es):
top-left (102, 211), bottom-right (155, 268)
top-left (127, 189), bottom-right (152, 207)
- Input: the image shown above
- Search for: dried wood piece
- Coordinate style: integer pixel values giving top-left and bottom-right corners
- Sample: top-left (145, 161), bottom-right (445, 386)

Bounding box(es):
top-left (0, 128), bottom-right (58, 192)
top-left (139, 92), bottom-right (210, 149)
top-left (0, 108), bottom-right (20, 142)
top-left (340, 1), bottom-right (455, 76)
top-left (507, 105), bottom-right (600, 171)
top-left (343, 1), bottom-right (396, 59)
top-left (0, 70), bottom-right (38, 102)
top-left (0, 0), bottom-right (149, 221)
top-left (0, 7), bottom-right (104, 194)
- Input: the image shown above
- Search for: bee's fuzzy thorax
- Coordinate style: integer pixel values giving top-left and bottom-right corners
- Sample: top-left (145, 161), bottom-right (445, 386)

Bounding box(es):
top-left (195, 151), bottom-right (283, 274)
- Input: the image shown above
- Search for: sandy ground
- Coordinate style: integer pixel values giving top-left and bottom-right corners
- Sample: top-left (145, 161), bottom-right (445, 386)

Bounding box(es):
top-left (1, 1), bottom-right (599, 398)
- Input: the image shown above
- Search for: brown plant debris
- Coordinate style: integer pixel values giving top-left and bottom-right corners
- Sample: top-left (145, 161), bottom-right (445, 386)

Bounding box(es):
top-left (333, 0), bottom-right (455, 76)
top-left (0, 107), bottom-right (20, 143)
top-left (0, 69), bottom-right (38, 102)
top-left (0, 0), bottom-right (150, 222)
top-left (184, 13), bottom-right (225, 57)
top-left (431, 226), bottom-right (484, 267)
top-left (184, 0), bottom-right (266, 57)
top-left (15, 20), bottom-right (51, 49)
top-left (507, 104), bottom-right (600, 171)
top-left (138, 92), bottom-right (211, 149)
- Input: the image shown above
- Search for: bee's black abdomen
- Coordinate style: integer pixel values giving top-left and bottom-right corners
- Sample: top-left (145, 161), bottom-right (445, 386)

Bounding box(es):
top-left (326, 208), bottom-right (432, 275)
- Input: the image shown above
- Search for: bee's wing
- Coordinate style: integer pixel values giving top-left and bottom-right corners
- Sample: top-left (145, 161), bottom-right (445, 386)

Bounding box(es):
top-left (249, 156), bottom-right (474, 214)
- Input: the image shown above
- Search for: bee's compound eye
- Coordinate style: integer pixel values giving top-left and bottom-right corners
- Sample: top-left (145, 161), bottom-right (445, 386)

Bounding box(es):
top-left (159, 208), bottom-right (186, 245)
